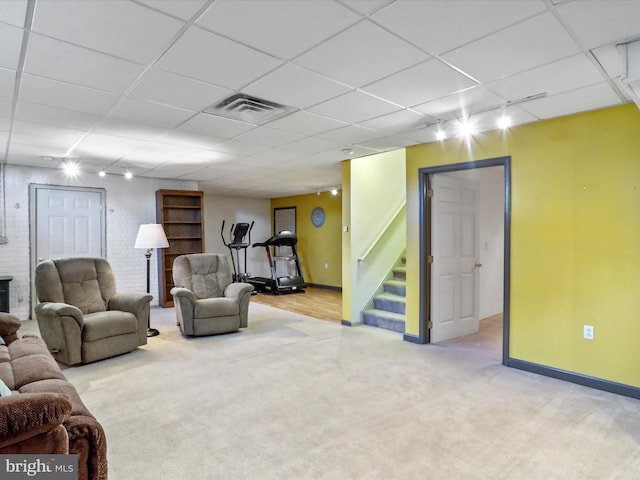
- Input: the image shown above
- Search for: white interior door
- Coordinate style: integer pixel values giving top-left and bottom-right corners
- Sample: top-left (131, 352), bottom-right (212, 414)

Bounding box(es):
top-left (30, 185), bottom-right (105, 315)
top-left (430, 173), bottom-right (480, 342)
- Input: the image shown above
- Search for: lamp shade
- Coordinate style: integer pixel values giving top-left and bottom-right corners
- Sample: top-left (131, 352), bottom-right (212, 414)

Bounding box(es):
top-left (134, 224), bottom-right (169, 249)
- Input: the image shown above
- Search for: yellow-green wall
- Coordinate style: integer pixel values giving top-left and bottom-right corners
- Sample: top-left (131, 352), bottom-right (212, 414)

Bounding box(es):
top-left (342, 161), bottom-right (352, 321)
top-left (406, 103), bottom-right (640, 388)
top-left (271, 191), bottom-right (342, 288)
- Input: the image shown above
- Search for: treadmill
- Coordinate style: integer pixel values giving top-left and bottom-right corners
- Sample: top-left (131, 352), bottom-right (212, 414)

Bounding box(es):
top-left (249, 231), bottom-right (307, 294)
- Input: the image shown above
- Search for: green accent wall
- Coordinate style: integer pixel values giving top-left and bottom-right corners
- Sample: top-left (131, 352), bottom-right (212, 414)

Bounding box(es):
top-left (405, 104), bottom-right (640, 388)
top-left (271, 191), bottom-right (342, 288)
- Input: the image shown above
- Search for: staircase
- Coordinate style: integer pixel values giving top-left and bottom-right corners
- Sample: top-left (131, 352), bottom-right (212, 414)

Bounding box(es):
top-left (362, 256), bottom-right (406, 333)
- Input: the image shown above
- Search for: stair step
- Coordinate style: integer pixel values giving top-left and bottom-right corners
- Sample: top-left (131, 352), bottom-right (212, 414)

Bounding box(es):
top-left (373, 293), bottom-right (406, 314)
top-left (383, 280), bottom-right (406, 297)
top-left (392, 266), bottom-right (406, 280)
top-left (362, 309), bottom-right (405, 333)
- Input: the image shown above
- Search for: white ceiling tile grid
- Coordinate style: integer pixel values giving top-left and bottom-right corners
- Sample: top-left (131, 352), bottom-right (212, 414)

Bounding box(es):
top-left (0, 0), bottom-right (637, 198)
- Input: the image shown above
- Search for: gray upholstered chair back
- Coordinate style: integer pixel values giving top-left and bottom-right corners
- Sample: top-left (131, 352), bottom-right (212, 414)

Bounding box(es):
top-left (173, 254), bottom-right (232, 299)
top-left (35, 257), bottom-right (117, 314)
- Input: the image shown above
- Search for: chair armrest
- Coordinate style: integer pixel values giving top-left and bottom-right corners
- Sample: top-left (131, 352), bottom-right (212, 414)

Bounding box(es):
top-left (0, 392), bottom-right (72, 450)
top-left (35, 303), bottom-right (83, 328)
top-left (170, 287), bottom-right (196, 303)
top-left (0, 313), bottom-right (21, 345)
top-left (224, 282), bottom-right (255, 301)
top-left (108, 292), bottom-right (153, 315)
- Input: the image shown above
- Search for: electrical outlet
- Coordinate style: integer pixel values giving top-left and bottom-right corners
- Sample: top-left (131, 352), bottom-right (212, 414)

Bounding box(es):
top-left (324, 263), bottom-right (328, 269)
top-left (583, 325), bottom-right (594, 340)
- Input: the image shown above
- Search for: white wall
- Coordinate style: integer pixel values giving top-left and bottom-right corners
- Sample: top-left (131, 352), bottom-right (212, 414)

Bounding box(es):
top-left (0, 164), bottom-right (196, 319)
top-left (203, 195), bottom-right (271, 279)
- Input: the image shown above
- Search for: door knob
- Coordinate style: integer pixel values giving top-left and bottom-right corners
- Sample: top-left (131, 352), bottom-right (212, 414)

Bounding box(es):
top-left (474, 263), bottom-right (483, 268)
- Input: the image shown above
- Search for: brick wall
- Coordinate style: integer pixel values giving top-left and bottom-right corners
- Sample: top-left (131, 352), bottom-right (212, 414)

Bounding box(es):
top-left (0, 165), bottom-right (196, 319)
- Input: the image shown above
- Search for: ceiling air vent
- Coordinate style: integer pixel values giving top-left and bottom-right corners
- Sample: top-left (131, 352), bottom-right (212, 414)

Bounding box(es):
top-left (205, 93), bottom-right (295, 125)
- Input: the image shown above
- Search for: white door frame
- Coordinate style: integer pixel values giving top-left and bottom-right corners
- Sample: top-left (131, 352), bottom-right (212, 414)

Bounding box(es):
top-left (414, 157), bottom-right (511, 365)
top-left (29, 184), bottom-right (106, 317)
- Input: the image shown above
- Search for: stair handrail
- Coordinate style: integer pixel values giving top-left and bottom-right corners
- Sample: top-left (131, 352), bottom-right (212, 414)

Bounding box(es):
top-left (357, 200), bottom-right (406, 262)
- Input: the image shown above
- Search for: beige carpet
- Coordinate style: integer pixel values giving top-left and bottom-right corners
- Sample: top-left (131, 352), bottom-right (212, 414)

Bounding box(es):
top-left (20, 307), bottom-right (640, 479)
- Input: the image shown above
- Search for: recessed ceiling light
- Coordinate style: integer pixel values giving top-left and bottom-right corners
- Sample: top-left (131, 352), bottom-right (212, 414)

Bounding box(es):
top-left (98, 171), bottom-right (106, 177)
top-left (458, 119), bottom-right (476, 138)
top-left (124, 171), bottom-right (133, 179)
top-left (497, 114), bottom-right (512, 130)
top-left (62, 160), bottom-right (80, 177)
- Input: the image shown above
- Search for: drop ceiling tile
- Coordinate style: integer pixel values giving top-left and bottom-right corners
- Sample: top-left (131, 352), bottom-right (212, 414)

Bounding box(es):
top-left (357, 109), bottom-right (430, 133)
top-left (315, 125), bottom-right (380, 144)
top-left (233, 127), bottom-right (305, 148)
top-left (0, 0), bottom-right (28, 27)
top-left (442, 12), bottom-right (580, 83)
top-left (137, 0), bottom-right (208, 20)
top-left (141, 164), bottom-right (209, 179)
top-left (412, 87), bottom-right (505, 120)
top-left (122, 143), bottom-right (199, 164)
top-left (372, 1), bottom-right (546, 56)
top-left (10, 131), bottom-right (81, 150)
top-left (235, 148), bottom-right (302, 167)
top-left (129, 69), bottom-right (233, 112)
top-left (282, 136), bottom-right (340, 155)
top-left (11, 120), bottom-right (88, 143)
top-left (309, 90), bottom-right (401, 124)
top-left (156, 130), bottom-right (225, 150)
top-left (591, 44), bottom-right (624, 79)
top-left (267, 111), bottom-right (348, 136)
top-left (362, 59), bottom-right (477, 108)
top-left (74, 132), bottom-right (149, 160)
top-left (243, 63), bottom-right (351, 109)
top-left (294, 20), bottom-right (429, 88)
top-left (487, 54), bottom-right (605, 101)
top-left (32, 0), bottom-right (185, 64)
top-left (341, 0), bottom-right (394, 16)
top-left (24, 34), bottom-right (145, 93)
top-left (178, 112), bottom-right (256, 138)
top-left (156, 26), bottom-right (283, 90)
top-left (196, 0), bottom-right (359, 59)
top-left (19, 74), bottom-right (119, 116)
top-left (0, 67), bottom-right (15, 97)
top-left (176, 150), bottom-right (235, 164)
top-left (109, 98), bottom-right (195, 129)
top-left (208, 139), bottom-right (270, 157)
top-left (0, 22), bottom-right (23, 70)
top-left (557, 0), bottom-right (640, 50)
top-left (15, 101), bottom-right (101, 131)
top-left (356, 134), bottom-right (418, 151)
top-left (8, 142), bottom-right (69, 162)
top-left (520, 82), bottom-right (622, 119)
top-left (92, 118), bottom-right (167, 141)
top-left (0, 114), bottom-right (9, 132)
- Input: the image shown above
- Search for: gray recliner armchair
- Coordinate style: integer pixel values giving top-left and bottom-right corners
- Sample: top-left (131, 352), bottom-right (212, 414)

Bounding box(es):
top-left (171, 253), bottom-right (254, 337)
top-left (35, 257), bottom-right (152, 366)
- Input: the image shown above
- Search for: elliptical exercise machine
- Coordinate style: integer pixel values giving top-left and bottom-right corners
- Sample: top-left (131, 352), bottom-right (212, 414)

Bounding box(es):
top-left (221, 220), bottom-right (254, 283)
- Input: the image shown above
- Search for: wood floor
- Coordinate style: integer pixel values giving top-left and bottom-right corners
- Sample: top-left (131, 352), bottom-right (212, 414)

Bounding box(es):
top-left (251, 286), bottom-right (343, 323)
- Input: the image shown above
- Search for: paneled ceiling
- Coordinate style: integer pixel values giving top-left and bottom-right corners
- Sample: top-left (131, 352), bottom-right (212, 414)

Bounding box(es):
top-left (1, 0), bottom-right (638, 198)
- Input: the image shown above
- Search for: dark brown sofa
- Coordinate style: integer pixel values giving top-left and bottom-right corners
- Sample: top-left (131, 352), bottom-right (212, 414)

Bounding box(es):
top-left (0, 313), bottom-right (107, 480)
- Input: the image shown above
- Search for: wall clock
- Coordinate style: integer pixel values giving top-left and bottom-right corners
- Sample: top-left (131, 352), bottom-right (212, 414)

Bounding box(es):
top-left (311, 207), bottom-right (326, 227)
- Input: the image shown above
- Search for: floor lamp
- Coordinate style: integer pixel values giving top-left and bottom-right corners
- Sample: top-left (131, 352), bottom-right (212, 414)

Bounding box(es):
top-left (134, 223), bottom-right (169, 337)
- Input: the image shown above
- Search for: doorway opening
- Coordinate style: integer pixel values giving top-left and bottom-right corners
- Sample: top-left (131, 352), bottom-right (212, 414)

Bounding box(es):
top-left (418, 157), bottom-right (511, 365)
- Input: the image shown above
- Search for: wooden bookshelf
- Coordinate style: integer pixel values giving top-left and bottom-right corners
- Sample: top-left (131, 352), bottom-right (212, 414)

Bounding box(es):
top-left (156, 189), bottom-right (204, 307)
